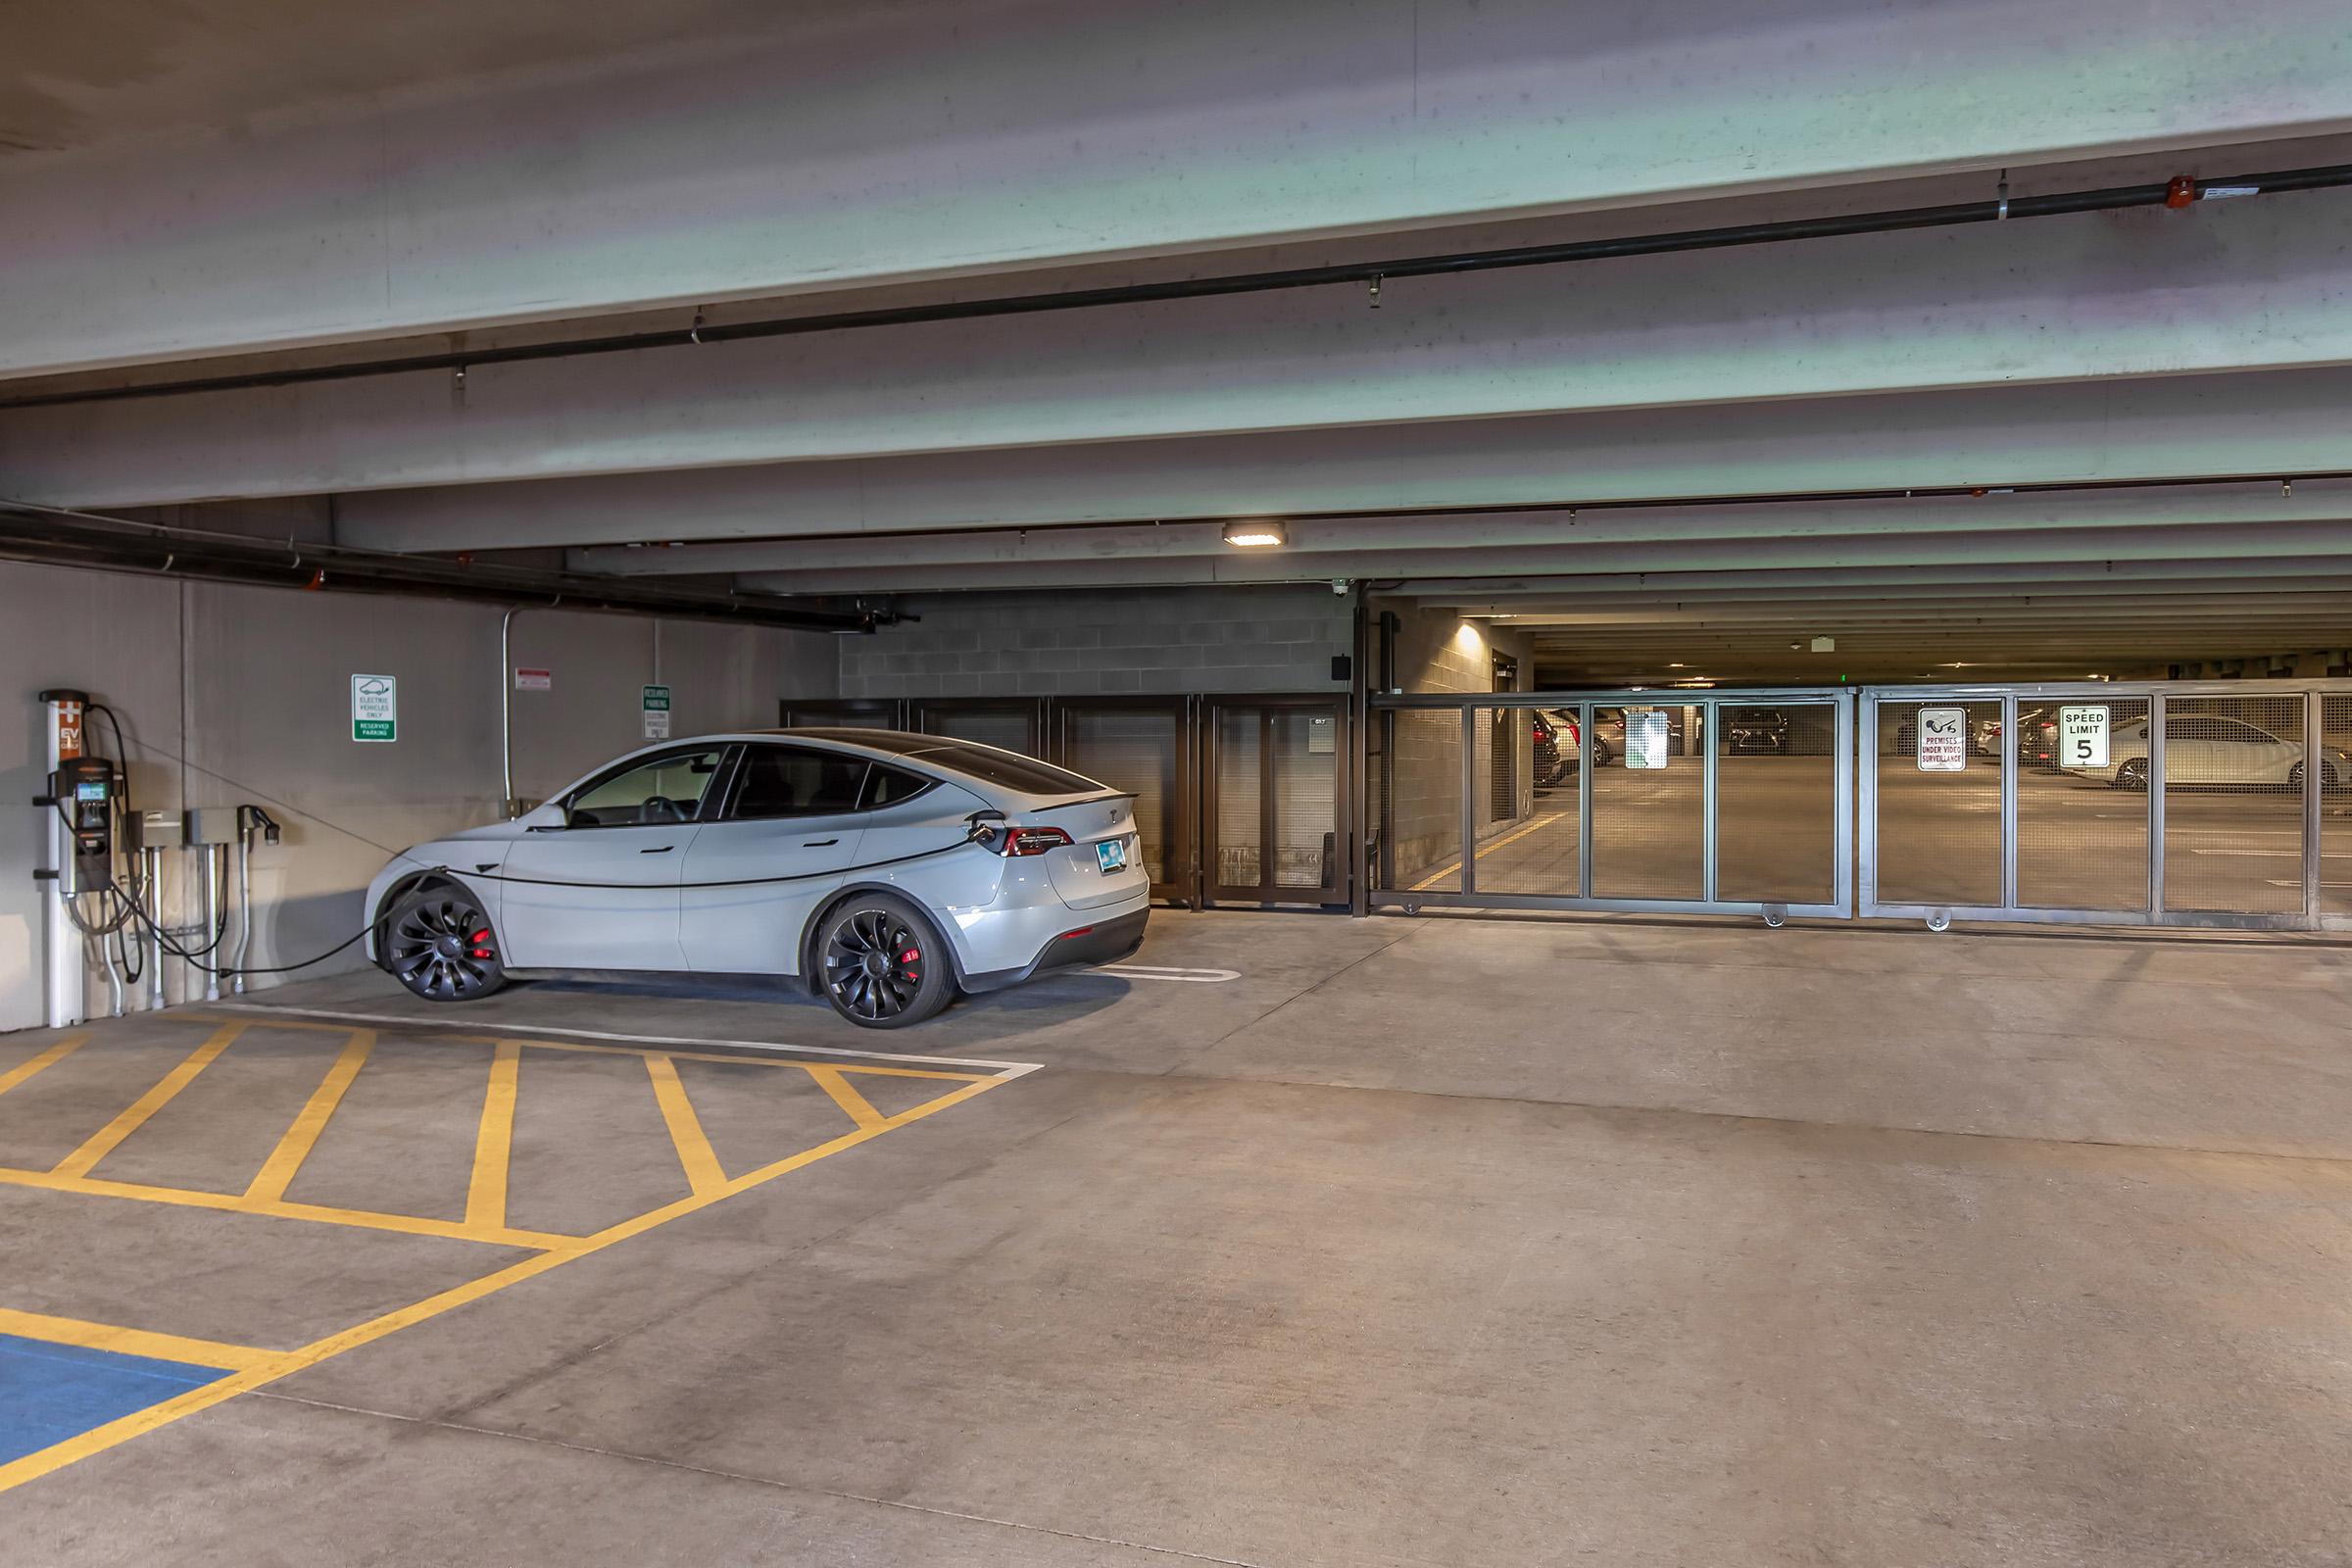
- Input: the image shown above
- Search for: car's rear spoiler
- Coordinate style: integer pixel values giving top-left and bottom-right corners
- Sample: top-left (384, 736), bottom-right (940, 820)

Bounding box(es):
top-left (1030, 791), bottom-right (1140, 813)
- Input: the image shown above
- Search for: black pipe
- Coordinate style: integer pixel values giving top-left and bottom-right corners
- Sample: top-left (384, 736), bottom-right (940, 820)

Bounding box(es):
top-left (8, 163), bottom-right (2349, 413)
top-left (0, 504), bottom-right (879, 631)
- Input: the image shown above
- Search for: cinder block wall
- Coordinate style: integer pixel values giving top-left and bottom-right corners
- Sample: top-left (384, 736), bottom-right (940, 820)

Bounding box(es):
top-left (841, 586), bottom-right (1352, 699)
top-left (1377, 607), bottom-right (1537, 887)
top-left (0, 561), bottom-right (837, 1029)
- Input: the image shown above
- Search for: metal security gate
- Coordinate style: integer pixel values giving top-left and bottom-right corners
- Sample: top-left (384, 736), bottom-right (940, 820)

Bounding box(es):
top-left (1860, 680), bottom-right (2352, 931)
top-left (1369, 689), bottom-right (1854, 920)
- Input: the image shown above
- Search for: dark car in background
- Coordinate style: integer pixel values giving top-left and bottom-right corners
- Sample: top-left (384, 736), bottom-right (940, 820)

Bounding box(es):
top-left (1533, 709), bottom-right (1579, 786)
top-left (1723, 707), bottom-right (1790, 754)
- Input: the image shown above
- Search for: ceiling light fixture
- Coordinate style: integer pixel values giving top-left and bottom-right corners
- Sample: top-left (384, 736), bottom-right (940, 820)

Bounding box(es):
top-left (1222, 519), bottom-right (1288, 548)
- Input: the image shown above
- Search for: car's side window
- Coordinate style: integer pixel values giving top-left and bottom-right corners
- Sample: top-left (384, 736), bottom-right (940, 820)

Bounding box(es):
top-left (860, 763), bottom-right (937, 810)
top-left (723, 746), bottom-right (870, 821)
top-left (566, 748), bottom-right (729, 827)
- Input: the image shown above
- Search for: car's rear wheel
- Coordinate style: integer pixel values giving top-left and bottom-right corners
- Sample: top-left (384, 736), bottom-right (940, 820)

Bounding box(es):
top-left (384, 882), bottom-right (506, 1002)
top-left (2114, 759), bottom-right (2149, 792)
top-left (817, 893), bottom-right (953, 1029)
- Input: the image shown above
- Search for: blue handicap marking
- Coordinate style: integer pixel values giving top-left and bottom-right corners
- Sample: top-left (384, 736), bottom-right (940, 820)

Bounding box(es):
top-left (0, 1334), bottom-right (234, 1465)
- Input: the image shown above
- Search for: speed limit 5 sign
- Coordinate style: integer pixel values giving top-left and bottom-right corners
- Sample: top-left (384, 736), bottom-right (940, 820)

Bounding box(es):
top-left (2059, 705), bottom-right (2110, 769)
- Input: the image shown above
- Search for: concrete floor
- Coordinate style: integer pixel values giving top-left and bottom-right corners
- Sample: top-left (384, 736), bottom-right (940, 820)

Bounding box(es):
top-left (6, 909), bottom-right (2352, 1564)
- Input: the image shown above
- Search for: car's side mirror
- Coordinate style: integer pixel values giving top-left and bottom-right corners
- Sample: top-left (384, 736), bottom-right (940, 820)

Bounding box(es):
top-left (520, 800), bottom-right (569, 831)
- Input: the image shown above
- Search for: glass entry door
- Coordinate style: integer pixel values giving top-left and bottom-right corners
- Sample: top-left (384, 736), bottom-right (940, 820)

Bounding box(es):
top-left (1204, 697), bottom-right (1348, 906)
top-left (1055, 697), bottom-right (1195, 905)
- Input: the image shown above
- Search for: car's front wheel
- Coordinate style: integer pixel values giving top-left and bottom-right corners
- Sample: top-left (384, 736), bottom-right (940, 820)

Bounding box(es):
top-left (816, 893), bottom-right (954, 1029)
top-left (383, 882), bottom-right (507, 1002)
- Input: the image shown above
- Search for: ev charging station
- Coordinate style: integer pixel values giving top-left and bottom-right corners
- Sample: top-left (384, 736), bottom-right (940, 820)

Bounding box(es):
top-left (32, 687), bottom-right (282, 1030)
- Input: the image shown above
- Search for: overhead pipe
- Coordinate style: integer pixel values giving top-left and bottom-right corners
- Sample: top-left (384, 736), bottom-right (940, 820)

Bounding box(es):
top-left (0, 502), bottom-right (879, 633)
top-left (7, 163), bottom-right (2350, 412)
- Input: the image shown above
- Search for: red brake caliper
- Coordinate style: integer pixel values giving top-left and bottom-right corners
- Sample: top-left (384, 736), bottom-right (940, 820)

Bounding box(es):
top-left (470, 928), bottom-right (495, 960)
top-left (902, 946), bottom-right (920, 981)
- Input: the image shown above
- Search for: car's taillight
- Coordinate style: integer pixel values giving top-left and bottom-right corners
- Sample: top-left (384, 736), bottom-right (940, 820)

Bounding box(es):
top-left (993, 825), bottom-right (1073, 858)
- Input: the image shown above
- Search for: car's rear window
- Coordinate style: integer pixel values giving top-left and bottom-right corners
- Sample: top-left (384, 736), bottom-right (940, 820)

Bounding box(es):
top-left (906, 740), bottom-right (1101, 794)
top-left (777, 727), bottom-right (1102, 794)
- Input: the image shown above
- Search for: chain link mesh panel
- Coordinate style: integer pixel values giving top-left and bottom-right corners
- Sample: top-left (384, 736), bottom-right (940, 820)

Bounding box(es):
top-left (1872, 700), bottom-right (2002, 906)
top-left (1381, 709), bottom-right (1464, 893)
top-left (2018, 698), bottom-right (2149, 911)
top-left (1591, 703), bottom-right (1703, 899)
top-left (1716, 702), bottom-right (1837, 905)
top-left (2161, 695), bottom-right (2307, 914)
top-left (1468, 706), bottom-right (1580, 895)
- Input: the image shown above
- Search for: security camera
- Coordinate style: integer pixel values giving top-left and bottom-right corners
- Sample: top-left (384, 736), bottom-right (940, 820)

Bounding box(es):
top-left (1330, 578), bottom-right (1348, 595)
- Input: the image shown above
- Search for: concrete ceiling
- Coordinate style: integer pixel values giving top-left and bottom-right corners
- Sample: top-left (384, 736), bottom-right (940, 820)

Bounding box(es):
top-left (4, 0), bottom-right (2351, 685)
top-left (0, 0), bottom-right (856, 157)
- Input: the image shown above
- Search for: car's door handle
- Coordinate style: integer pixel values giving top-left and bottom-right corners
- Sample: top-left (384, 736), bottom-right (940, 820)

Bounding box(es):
top-left (639, 844), bottom-right (675, 854)
top-left (803, 838), bottom-right (839, 848)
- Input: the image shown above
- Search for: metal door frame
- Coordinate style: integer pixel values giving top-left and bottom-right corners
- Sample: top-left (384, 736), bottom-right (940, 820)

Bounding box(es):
top-left (907, 696), bottom-right (1050, 753)
top-left (1368, 688), bottom-right (1853, 920)
top-left (777, 699), bottom-right (906, 728)
top-left (1859, 679), bottom-right (2352, 932)
top-left (1052, 694), bottom-right (1200, 906)
top-left (1201, 694), bottom-right (1352, 906)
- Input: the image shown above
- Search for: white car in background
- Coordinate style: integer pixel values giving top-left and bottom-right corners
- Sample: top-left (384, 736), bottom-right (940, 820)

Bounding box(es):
top-left (366, 730), bottom-right (1149, 1027)
top-left (2077, 714), bottom-right (2348, 793)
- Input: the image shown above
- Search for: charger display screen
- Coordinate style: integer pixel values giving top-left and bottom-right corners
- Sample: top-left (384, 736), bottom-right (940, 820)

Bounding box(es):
top-left (74, 780), bottom-right (108, 803)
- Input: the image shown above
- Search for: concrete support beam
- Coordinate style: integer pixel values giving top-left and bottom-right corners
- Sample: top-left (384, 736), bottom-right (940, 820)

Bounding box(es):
top-left (568, 481), bottom-right (2352, 576)
top-left (737, 519), bottom-right (2352, 595)
top-left (297, 368), bottom-right (2352, 554)
top-left (8, 0), bottom-right (2351, 381)
top-left (10, 196), bottom-right (2351, 507)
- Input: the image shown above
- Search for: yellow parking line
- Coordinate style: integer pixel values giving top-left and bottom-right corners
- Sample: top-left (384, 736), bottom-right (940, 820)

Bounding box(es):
top-left (0, 1067), bottom-right (1011, 1496)
top-left (1411, 812), bottom-right (1569, 892)
top-left (644, 1054), bottom-right (726, 1198)
top-left (51, 1021), bottom-right (245, 1179)
top-left (243, 1030), bottom-right (375, 1205)
top-left (0, 1033), bottom-right (88, 1098)
top-left (0, 1306), bottom-right (277, 1373)
top-left (803, 1064), bottom-right (887, 1131)
top-left (465, 1039), bottom-right (522, 1233)
top-left (0, 1165), bottom-right (579, 1251)
top-left (473, 1034), bottom-right (989, 1082)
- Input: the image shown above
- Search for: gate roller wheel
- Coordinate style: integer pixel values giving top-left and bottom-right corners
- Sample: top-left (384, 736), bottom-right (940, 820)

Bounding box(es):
top-left (1925, 909), bottom-right (1952, 933)
top-left (1761, 905), bottom-right (1787, 929)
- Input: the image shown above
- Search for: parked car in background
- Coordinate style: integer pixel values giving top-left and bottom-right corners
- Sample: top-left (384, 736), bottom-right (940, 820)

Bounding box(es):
top-left (2076, 714), bottom-right (2349, 792)
top-left (1722, 707), bottom-right (1790, 754)
top-left (2013, 708), bottom-right (2061, 770)
top-left (367, 729), bottom-right (1149, 1027)
top-left (1532, 710), bottom-right (1580, 786)
top-left (1590, 706), bottom-right (1698, 764)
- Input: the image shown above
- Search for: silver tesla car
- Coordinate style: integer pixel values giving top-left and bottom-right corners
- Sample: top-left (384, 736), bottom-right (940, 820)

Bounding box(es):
top-left (365, 729), bottom-right (1150, 1027)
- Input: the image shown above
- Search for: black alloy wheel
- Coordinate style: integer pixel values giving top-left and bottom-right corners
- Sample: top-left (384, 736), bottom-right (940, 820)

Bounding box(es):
top-left (819, 895), bottom-right (953, 1028)
top-left (2115, 759), bottom-right (2150, 792)
top-left (385, 884), bottom-right (507, 1001)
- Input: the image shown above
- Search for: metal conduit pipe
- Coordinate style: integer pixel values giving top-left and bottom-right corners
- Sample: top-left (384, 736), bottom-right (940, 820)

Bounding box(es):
top-left (9, 163), bottom-right (2351, 412)
top-left (0, 503), bottom-right (879, 633)
top-left (502, 605), bottom-right (521, 819)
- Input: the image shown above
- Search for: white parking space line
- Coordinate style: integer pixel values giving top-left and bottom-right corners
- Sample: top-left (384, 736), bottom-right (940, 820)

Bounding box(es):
top-left (1092, 964), bottom-right (1242, 984)
top-left (212, 1004), bottom-right (1045, 1077)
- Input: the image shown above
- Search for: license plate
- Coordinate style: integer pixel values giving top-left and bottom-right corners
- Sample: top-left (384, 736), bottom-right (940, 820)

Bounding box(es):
top-left (1096, 838), bottom-right (1129, 873)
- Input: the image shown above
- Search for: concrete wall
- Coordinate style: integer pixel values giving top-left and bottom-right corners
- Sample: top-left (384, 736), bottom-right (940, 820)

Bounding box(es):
top-left (1376, 608), bottom-right (1536, 887)
top-left (0, 562), bottom-right (836, 1032)
top-left (840, 585), bottom-right (1351, 700)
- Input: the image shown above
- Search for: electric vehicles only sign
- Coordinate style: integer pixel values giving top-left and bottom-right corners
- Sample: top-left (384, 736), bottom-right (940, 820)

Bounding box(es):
top-left (2060, 705), bottom-right (2110, 769)
top-left (352, 674), bottom-right (397, 743)
top-left (1916, 707), bottom-right (1966, 771)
